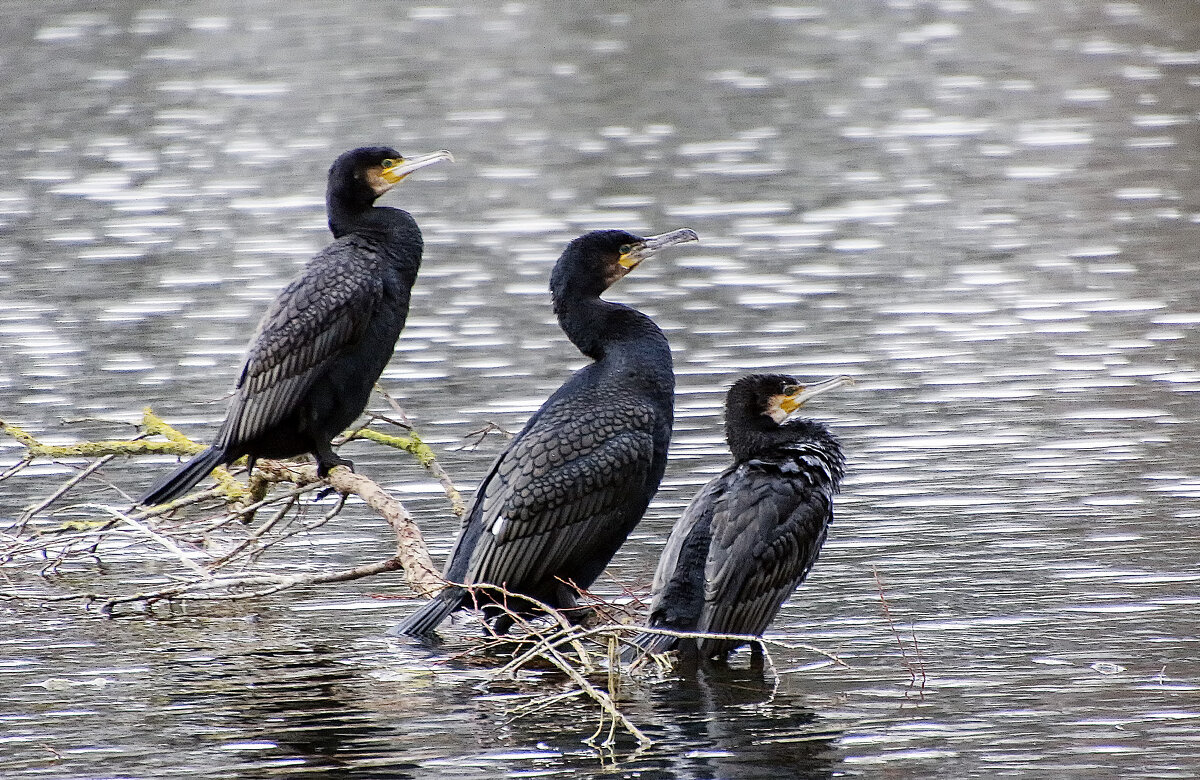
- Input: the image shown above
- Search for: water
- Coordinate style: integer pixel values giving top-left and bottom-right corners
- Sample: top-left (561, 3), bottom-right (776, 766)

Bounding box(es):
top-left (3, 0), bottom-right (1200, 777)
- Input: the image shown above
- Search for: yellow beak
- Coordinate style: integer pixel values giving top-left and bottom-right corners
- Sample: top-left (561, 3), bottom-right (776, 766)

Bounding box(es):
top-left (779, 375), bottom-right (855, 414)
top-left (618, 228), bottom-right (700, 269)
top-left (380, 149), bottom-right (455, 184)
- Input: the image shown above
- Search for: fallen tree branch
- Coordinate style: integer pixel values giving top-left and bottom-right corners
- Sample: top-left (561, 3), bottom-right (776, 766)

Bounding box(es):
top-left (0, 400), bottom-right (451, 606)
top-left (418, 583), bottom-right (848, 750)
top-left (252, 460), bottom-right (442, 597)
top-left (372, 387), bottom-right (466, 518)
top-left (0, 402), bottom-right (850, 754)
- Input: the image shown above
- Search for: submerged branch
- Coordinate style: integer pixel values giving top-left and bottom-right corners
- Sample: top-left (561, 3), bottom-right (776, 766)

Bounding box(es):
top-left (0, 398), bottom-right (453, 607)
top-left (252, 460), bottom-right (442, 597)
top-left (417, 583), bottom-right (848, 750)
top-left (0, 403), bottom-right (847, 752)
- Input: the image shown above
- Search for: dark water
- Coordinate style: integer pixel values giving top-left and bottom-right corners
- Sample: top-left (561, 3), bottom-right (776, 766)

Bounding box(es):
top-left (3, 1), bottom-right (1200, 777)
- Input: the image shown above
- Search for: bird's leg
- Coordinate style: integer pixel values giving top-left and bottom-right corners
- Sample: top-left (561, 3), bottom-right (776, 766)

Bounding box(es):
top-left (314, 440), bottom-right (353, 477)
top-left (554, 584), bottom-right (598, 627)
top-left (749, 643), bottom-right (765, 671)
top-left (490, 612), bottom-right (517, 636)
top-left (312, 442), bottom-right (353, 501)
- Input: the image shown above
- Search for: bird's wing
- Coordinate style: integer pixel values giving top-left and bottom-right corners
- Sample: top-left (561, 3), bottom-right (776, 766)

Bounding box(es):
top-left (459, 404), bottom-right (658, 592)
top-left (649, 475), bottom-right (726, 597)
top-left (217, 238), bottom-right (383, 447)
top-left (699, 460), bottom-right (834, 637)
top-left (642, 475), bottom-right (727, 630)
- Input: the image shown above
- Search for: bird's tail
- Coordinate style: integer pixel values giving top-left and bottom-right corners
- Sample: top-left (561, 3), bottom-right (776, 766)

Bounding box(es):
top-left (139, 446), bottom-right (227, 506)
top-left (620, 625), bottom-right (678, 664)
top-left (390, 586), bottom-right (465, 638)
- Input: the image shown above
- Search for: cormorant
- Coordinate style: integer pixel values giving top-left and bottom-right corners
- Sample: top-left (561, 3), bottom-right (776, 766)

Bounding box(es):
top-left (394, 227), bottom-right (700, 637)
top-left (625, 373), bottom-right (851, 663)
top-left (139, 146), bottom-right (453, 506)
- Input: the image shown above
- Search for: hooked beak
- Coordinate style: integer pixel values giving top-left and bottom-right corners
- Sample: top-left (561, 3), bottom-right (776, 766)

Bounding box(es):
top-left (380, 149), bottom-right (455, 185)
top-left (618, 227), bottom-right (700, 270)
top-left (779, 375), bottom-right (855, 414)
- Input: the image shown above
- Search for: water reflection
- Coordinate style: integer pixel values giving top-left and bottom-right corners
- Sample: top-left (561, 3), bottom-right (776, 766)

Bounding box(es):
top-left (623, 668), bottom-right (840, 780)
top-left (4, 0), bottom-right (1200, 776)
top-left (165, 646), bottom-right (416, 779)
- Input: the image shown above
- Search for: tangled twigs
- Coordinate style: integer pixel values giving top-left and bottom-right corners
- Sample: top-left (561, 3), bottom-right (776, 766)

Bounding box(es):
top-left (251, 460), bottom-right (442, 597)
top-left (427, 584), bottom-right (848, 749)
top-left (448, 584), bottom-right (650, 747)
top-left (0, 401), bottom-right (454, 608)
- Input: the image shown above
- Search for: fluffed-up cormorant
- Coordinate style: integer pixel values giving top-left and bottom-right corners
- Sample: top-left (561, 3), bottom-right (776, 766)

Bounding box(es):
top-left (625, 373), bottom-right (851, 663)
top-left (139, 146), bottom-right (453, 505)
top-left (394, 227), bottom-right (700, 637)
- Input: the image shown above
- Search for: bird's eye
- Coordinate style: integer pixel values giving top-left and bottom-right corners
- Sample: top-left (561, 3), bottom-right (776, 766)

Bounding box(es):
top-left (618, 244), bottom-right (633, 255)
top-left (381, 158), bottom-right (399, 168)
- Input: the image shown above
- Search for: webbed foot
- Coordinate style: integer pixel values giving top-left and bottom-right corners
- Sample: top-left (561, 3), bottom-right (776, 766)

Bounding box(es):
top-left (314, 443), bottom-right (353, 477)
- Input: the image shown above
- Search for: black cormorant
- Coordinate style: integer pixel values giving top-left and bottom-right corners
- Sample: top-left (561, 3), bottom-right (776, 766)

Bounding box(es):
top-left (139, 146), bottom-right (453, 505)
top-left (625, 373), bottom-right (851, 662)
top-left (394, 227), bottom-right (700, 637)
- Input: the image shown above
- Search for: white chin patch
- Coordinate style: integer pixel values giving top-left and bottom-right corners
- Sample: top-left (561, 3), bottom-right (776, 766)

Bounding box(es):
top-left (366, 169), bottom-right (394, 196)
top-left (766, 397), bottom-right (790, 423)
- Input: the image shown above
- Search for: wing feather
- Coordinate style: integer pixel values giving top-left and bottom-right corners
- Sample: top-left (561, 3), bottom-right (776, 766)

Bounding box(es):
top-left (460, 403), bottom-right (658, 593)
top-left (215, 238), bottom-right (384, 447)
top-left (699, 462), bottom-right (834, 637)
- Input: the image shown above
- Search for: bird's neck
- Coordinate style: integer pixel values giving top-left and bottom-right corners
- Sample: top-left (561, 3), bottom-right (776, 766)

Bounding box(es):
top-left (328, 204), bottom-right (398, 236)
top-left (327, 206), bottom-right (423, 265)
top-left (555, 295), bottom-right (671, 367)
top-left (729, 418), bottom-right (845, 486)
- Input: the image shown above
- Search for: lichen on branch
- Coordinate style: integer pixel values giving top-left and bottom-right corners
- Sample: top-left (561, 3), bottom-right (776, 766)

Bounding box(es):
top-left (0, 400), bottom-right (455, 604)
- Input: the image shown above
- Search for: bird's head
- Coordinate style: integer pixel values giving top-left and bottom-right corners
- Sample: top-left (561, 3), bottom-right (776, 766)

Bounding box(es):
top-left (729, 373), bottom-right (854, 427)
top-left (327, 146), bottom-right (454, 211)
top-left (550, 228), bottom-right (699, 300)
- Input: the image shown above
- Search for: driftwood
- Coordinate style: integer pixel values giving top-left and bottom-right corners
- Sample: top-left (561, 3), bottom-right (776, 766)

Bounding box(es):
top-left (0, 398), bottom-right (848, 750)
top-left (0, 402), bottom-right (455, 610)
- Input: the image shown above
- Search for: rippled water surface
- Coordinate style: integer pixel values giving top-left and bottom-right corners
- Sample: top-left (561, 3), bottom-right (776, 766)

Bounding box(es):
top-left (3, 1), bottom-right (1200, 777)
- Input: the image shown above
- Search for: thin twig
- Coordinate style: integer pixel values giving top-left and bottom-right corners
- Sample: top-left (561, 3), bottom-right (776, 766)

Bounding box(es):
top-left (0, 454), bottom-right (34, 483)
top-left (204, 495), bottom-right (299, 571)
top-left (504, 689), bottom-right (587, 722)
top-left (373, 388), bottom-right (465, 517)
top-left (20, 457), bottom-right (110, 526)
top-left (873, 564), bottom-right (924, 697)
top-left (462, 583), bottom-right (595, 673)
top-left (81, 504), bottom-right (209, 578)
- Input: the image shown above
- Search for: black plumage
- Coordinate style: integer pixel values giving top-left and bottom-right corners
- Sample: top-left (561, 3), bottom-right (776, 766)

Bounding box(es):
top-left (394, 227), bottom-right (699, 637)
top-left (626, 373), bottom-right (850, 662)
top-left (139, 146), bottom-right (452, 505)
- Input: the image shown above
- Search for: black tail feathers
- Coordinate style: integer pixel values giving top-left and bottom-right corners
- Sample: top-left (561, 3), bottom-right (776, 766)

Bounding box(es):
top-left (620, 625), bottom-right (678, 664)
top-left (390, 586), bottom-right (465, 638)
top-left (139, 446), bottom-right (227, 506)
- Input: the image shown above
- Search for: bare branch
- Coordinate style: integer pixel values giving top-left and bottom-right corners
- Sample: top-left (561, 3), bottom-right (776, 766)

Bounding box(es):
top-left (371, 388), bottom-right (466, 517)
top-left (251, 461), bottom-right (442, 597)
top-left (80, 504), bottom-right (210, 578)
top-left (13, 456), bottom-right (115, 531)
